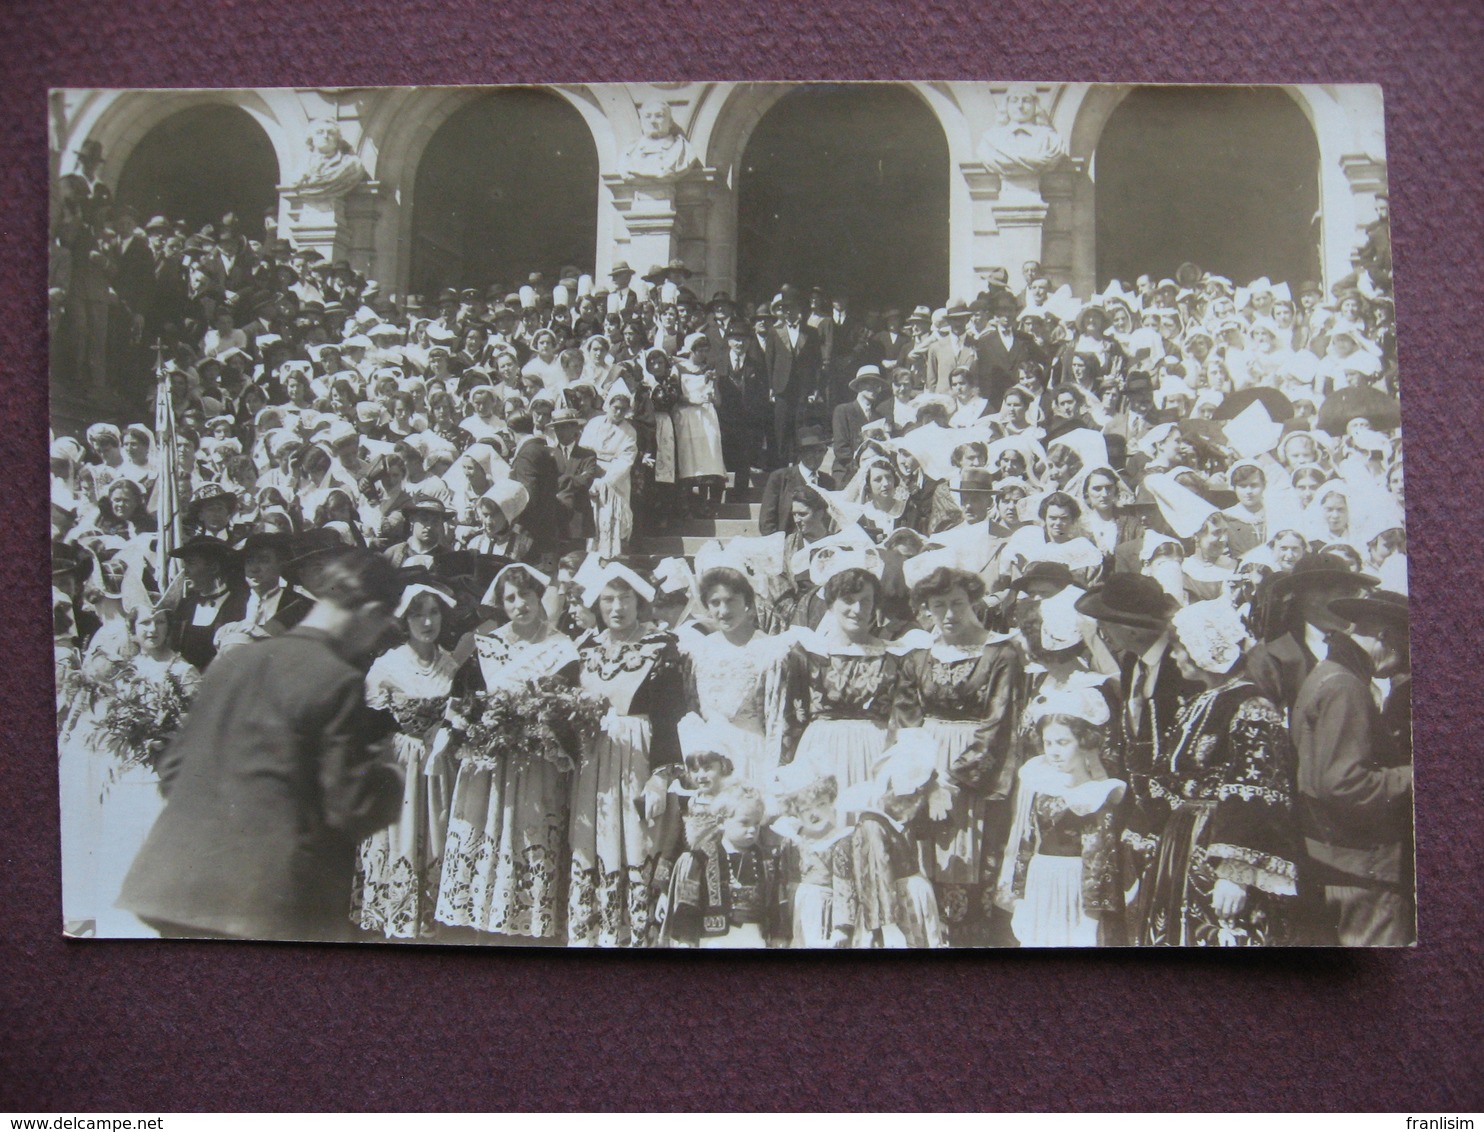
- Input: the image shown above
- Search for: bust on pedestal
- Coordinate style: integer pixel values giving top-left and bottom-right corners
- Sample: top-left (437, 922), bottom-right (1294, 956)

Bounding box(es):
top-left (281, 119), bottom-right (369, 262)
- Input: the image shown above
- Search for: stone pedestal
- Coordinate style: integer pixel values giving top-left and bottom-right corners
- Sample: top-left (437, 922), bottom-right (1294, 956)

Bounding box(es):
top-left (960, 161), bottom-right (1067, 295)
top-left (279, 180), bottom-right (381, 271)
top-left (604, 169), bottom-right (718, 297)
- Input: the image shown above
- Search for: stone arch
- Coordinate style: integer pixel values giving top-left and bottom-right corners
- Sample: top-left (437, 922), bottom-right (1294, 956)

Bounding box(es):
top-left (696, 82), bottom-right (961, 306)
top-left (1057, 84), bottom-right (1352, 296)
top-left (58, 89), bottom-right (303, 197)
top-left (363, 85), bottom-right (614, 294)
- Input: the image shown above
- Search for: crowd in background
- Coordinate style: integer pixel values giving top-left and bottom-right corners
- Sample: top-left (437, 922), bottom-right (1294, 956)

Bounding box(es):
top-left (50, 170), bottom-right (1411, 948)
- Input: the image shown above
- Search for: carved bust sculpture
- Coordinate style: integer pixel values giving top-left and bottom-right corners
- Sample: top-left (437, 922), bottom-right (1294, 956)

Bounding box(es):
top-left (976, 86), bottom-right (1070, 177)
top-left (617, 100), bottom-right (701, 181)
top-left (294, 119), bottom-right (366, 199)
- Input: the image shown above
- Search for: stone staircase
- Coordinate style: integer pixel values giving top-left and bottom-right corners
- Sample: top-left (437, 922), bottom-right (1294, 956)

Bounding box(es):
top-left (629, 484), bottom-right (764, 557)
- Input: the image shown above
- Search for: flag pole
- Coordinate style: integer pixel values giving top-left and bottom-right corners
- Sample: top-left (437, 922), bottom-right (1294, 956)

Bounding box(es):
top-left (152, 341), bottom-right (181, 594)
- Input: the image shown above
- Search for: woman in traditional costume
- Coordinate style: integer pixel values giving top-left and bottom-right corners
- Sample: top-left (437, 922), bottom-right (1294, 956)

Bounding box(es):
top-left (567, 563), bottom-right (684, 947)
top-left (354, 581), bottom-right (459, 939)
top-left (580, 388), bottom-right (639, 559)
top-left (1135, 599), bottom-right (1299, 946)
top-left (437, 564), bottom-right (580, 941)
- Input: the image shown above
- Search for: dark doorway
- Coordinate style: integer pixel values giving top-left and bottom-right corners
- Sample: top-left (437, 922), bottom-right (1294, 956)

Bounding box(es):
top-left (1094, 86), bottom-right (1321, 289)
top-left (411, 89), bottom-right (599, 296)
top-left (737, 85), bottom-right (950, 313)
top-left (116, 105), bottom-right (279, 237)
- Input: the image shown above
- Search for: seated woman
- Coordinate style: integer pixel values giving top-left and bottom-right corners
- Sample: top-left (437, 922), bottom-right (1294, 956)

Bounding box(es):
top-left (1182, 513), bottom-right (1238, 602)
top-left (948, 367), bottom-right (990, 427)
top-left (1001, 491), bottom-right (1103, 586)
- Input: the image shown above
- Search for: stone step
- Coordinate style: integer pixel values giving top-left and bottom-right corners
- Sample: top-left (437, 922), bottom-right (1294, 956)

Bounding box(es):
top-left (669, 517), bottom-right (757, 539)
top-left (629, 535), bottom-right (728, 557)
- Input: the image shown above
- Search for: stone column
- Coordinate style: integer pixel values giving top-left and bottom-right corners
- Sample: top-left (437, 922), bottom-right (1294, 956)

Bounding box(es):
top-left (605, 168), bottom-right (720, 297)
top-left (1331, 153), bottom-right (1389, 288)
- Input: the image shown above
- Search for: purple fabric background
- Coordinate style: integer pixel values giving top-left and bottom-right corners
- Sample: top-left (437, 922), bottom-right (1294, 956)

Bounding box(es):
top-left (4, 0), bottom-right (1481, 1111)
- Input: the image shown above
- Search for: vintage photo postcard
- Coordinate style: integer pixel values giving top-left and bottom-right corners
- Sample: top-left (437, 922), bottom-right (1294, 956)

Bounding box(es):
top-left (48, 82), bottom-right (1410, 949)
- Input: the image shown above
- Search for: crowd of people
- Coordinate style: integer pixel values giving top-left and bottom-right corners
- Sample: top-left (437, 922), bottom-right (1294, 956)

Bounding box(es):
top-left (51, 175), bottom-right (1412, 947)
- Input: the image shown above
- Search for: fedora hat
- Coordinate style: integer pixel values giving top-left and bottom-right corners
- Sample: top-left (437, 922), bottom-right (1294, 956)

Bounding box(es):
top-left (944, 298), bottom-right (972, 320)
top-left (906, 305), bottom-right (933, 324)
top-left (953, 467), bottom-right (996, 495)
top-left (609, 261), bottom-right (635, 278)
top-left (795, 424), bottom-right (830, 450)
top-left (1075, 573), bottom-right (1179, 630)
top-left (1014, 560), bottom-right (1074, 594)
top-left (168, 534), bottom-right (240, 564)
top-left (849, 365), bottom-right (887, 393)
top-left (549, 405), bottom-right (585, 427)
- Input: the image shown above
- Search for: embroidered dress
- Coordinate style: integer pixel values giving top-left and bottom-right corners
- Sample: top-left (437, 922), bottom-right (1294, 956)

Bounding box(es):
top-left (780, 826), bottom-right (853, 948)
top-left (1137, 678), bottom-right (1300, 947)
top-left (781, 628), bottom-right (919, 809)
top-left (567, 628), bottom-right (684, 947)
top-left (353, 644), bottom-right (458, 939)
top-left (680, 629), bottom-right (793, 784)
top-left (898, 637), bottom-right (1022, 944)
top-left (836, 811), bottom-right (945, 948)
top-left (436, 624), bottom-right (580, 940)
top-left (1001, 757), bottom-right (1125, 948)
top-left (672, 369), bottom-right (726, 481)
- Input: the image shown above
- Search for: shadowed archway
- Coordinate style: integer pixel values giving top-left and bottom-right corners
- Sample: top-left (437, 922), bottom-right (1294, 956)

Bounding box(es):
top-left (1094, 86), bottom-right (1321, 289)
top-left (411, 89), bottom-right (599, 296)
top-left (736, 84), bottom-right (950, 313)
top-left (115, 105), bottom-right (279, 237)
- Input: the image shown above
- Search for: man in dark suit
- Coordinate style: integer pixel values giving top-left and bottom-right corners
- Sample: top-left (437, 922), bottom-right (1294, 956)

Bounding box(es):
top-left (926, 299), bottom-right (979, 394)
top-left (1294, 591), bottom-right (1413, 945)
top-left (119, 549), bottom-right (404, 941)
top-left (758, 425), bottom-right (834, 537)
top-left (972, 290), bottom-right (1042, 407)
top-left (718, 324), bottom-right (769, 492)
top-left (1246, 554), bottom-right (1378, 717)
top-left (871, 308), bottom-right (914, 374)
top-left (764, 287), bottom-right (823, 468)
top-left (549, 406), bottom-right (598, 544)
top-left (831, 365), bottom-right (888, 487)
top-left (508, 410), bottom-right (562, 569)
top-left (1075, 574), bottom-right (1186, 791)
top-left (168, 535), bottom-right (250, 672)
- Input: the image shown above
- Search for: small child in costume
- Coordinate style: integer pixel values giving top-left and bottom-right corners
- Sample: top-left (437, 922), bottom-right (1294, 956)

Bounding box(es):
top-left (836, 730), bottom-right (946, 948)
top-left (659, 783), bottom-right (787, 948)
top-left (997, 686), bottom-right (1126, 947)
top-left (772, 763), bottom-right (852, 948)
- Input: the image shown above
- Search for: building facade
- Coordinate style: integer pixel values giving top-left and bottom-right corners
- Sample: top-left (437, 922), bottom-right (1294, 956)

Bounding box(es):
top-left (50, 82), bottom-right (1389, 307)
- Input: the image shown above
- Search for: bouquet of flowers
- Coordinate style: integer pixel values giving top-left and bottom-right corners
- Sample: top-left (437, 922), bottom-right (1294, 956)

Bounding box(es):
top-left (457, 675), bottom-right (607, 772)
top-left (97, 665), bottom-right (195, 785)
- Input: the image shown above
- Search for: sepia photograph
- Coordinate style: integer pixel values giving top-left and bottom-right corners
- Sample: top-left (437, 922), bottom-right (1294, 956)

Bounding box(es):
top-left (47, 81), bottom-right (1411, 950)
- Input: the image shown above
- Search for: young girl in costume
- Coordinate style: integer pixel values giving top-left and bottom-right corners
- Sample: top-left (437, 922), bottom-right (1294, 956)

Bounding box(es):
top-left (998, 687), bottom-right (1126, 947)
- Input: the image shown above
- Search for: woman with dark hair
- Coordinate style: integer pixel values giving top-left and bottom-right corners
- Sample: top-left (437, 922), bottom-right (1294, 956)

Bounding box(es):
top-left (1055, 304), bottom-right (1125, 388)
top-left (900, 567), bottom-right (1023, 945)
top-left (354, 581), bottom-right (460, 940)
top-left (437, 563), bottom-right (581, 942)
top-left (82, 478), bottom-right (157, 541)
top-left (1183, 513), bottom-right (1236, 602)
top-left (781, 560), bottom-right (918, 806)
top-left (679, 567), bottom-right (793, 784)
top-left (568, 563), bottom-right (685, 947)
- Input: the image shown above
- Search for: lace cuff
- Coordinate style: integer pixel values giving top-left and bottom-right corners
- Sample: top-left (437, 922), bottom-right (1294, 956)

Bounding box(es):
top-left (1205, 842), bottom-right (1298, 896)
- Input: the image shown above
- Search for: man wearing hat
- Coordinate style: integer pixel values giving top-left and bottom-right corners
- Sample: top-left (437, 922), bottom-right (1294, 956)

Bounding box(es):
top-left (926, 299), bottom-right (978, 396)
top-left (607, 261), bottom-right (641, 314)
top-left (1245, 553), bottom-right (1378, 716)
top-left (1293, 589), bottom-right (1413, 945)
top-left (169, 535), bottom-right (250, 671)
top-left (972, 289), bottom-right (1039, 406)
top-left (1075, 573), bottom-right (1186, 790)
top-left (119, 548), bottom-right (404, 942)
top-left (831, 365), bottom-right (887, 485)
top-left (385, 496), bottom-right (454, 569)
top-left (550, 405), bottom-right (598, 543)
top-left (763, 285), bottom-right (824, 467)
top-left (507, 407), bottom-right (562, 568)
top-left (717, 323), bottom-right (768, 492)
top-left (758, 424), bottom-right (834, 537)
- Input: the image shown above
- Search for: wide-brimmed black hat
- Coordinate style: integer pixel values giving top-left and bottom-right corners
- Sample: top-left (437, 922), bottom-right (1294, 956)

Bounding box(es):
top-left (1269, 552), bottom-right (1378, 599)
top-left (1075, 573), bottom-right (1179, 630)
top-left (167, 535), bottom-right (240, 564)
top-left (52, 541), bottom-right (95, 581)
top-left (186, 482), bottom-right (238, 517)
top-left (1329, 589), bottom-right (1408, 629)
top-left (238, 531), bottom-right (294, 559)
